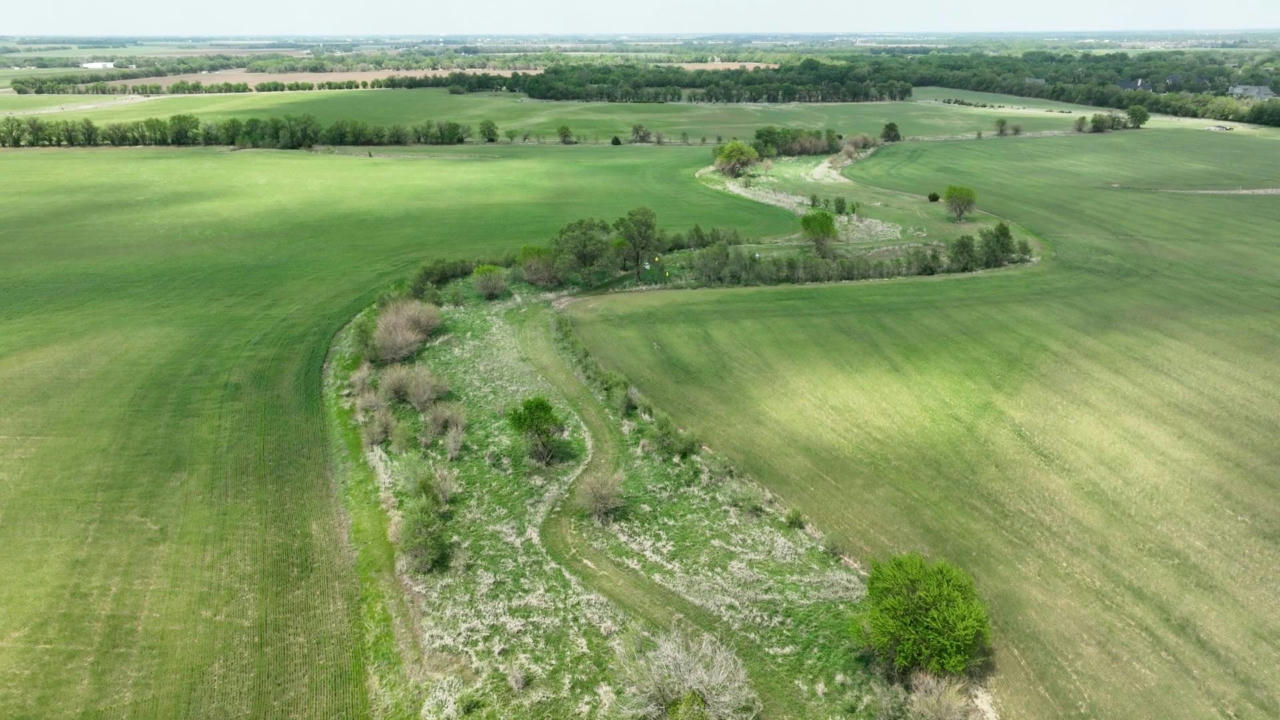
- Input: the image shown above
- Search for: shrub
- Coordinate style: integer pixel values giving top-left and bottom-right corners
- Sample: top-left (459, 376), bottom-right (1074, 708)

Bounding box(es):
top-left (423, 402), bottom-right (466, 443)
top-left (380, 364), bottom-right (448, 411)
top-left (361, 405), bottom-right (393, 447)
top-left (880, 122), bottom-right (902, 143)
top-left (349, 361), bottom-right (373, 395)
top-left (517, 245), bottom-right (559, 288)
top-left (581, 472), bottom-right (624, 522)
top-left (927, 192), bottom-right (940, 203)
top-left (861, 553), bottom-right (990, 677)
top-left (444, 424), bottom-right (465, 461)
top-left (653, 415), bottom-right (699, 458)
top-left (400, 495), bottom-right (451, 573)
top-left (908, 673), bottom-right (971, 720)
top-left (784, 508), bottom-right (805, 529)
top-left (472, 264), bottom-right (507, 299)
top-left (611, 135), bottom-right (622, 145)
top-left (618, 631), bottom-right (760, 720)
top-left (374, 300), bottom-right (442, 362)
top-left (507, 396), bottom-right (564, 464)
top-left (947, 235), bottom-right (978, 273)
top-left (389, 418), bottom-right (416, 453)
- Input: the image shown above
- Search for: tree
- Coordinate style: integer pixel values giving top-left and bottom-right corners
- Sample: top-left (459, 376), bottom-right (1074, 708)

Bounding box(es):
top-left (977, 222), bottom-right (1015, 268)
top-left (994, 118), bottom-right (1008, 137)
top-left (479, 119), bottom-right (498, 143)
top-left (557, 125), bottom-right (574, 144)
top-left (942, 185), bottom-right (976, 221)
top-left (1126, 105), bottom-right (1150, 129)
top-left (1090, 113), bottom-right (1111, 133)
top-left (504, 128), bottom-right (519, 143)
top-left (631, 123), bottom-right (652, 143)
top-left (880, 122), bottom-right (902, 143)
top-left (551, 218), bottom-right (613, 277)
top-left (507, 396), bottom-right (564, 464)
top-left (610, 135), bottom-right (622, 145)
top-left (801, 209), bottom-right (837, 258)
top-left (948, 235), bottom-right (978, 272)
top-left (713, 140), bottom-right (759, 178)
top-left (615, 207), bottom-right (660, 280)
top-left (167, 114), bottom-right (200, 145)
top-left (861, 553), bottom-right (990, 677)
top-left (1073, 115), bottom-right (1088, 133)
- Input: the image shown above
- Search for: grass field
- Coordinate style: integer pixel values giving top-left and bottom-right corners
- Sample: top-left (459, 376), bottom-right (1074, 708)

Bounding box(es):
top-left (568, 128), bottom-right (1280, 719)
top-left (6, 86), bottom-right (1095, 139)
top-left (0, 144), bottom-right (793, 718)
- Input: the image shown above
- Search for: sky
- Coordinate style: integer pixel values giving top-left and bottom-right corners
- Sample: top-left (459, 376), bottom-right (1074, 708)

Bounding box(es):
top-left (6, 0), bottom-right (1280, 37)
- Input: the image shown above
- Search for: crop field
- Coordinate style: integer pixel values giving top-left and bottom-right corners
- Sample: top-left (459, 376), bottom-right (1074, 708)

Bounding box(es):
top-left (567, 127), bottom-right (1280, 719)
top-left (14, 86), bottom-right (1094, 139)
top-left (0, 144), bottom-right (791, 718)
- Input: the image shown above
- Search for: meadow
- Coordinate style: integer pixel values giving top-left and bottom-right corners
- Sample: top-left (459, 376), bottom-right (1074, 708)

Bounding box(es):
top-left (6, 86), bottom-right (1096, 139)
top-left (568, 127), bottom-right (1280, 719)
top-left (0, 144), bottom-right (792, 718)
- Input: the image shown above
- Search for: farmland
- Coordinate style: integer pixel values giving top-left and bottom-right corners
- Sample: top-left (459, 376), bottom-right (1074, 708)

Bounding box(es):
top-left (3, 64), bottom-right (1279, 720)
top-left (568, 128), bottom-right (1280, 718)
top-left (9, 86), bottom-right (1099, 139)
top-left (0, 144), bottom-right (791, 718)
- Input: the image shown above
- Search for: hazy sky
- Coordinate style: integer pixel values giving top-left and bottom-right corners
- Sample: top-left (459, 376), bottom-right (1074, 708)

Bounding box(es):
top-left (8, 0), bottom-right (1280, 37)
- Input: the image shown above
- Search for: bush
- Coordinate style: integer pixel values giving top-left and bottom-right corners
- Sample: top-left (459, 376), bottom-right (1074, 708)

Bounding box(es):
top-left (508, 396), bottom-right (565, 464)
top-left (380, 364), bottom-right (448, 411)
top-left (908, 673), bottom-right (972, 720)
top-left (444, 424), bottom-right (465, 461)
top-left (653, 415), bottom-right (699, 458)
top-left (927, 192), bottom-right (940, 203)
top-left (784, 508), bottom-right (805, 529)
top-left (611, 135), bottom-right (622, 145)
top-left (618, 631), bottom-right (761, 720)
top-left (400, 495), bottom-right (451, 573)
top-left (374, 300), bottom-right (442, 362)
top-left (472, 264), bottom-right (507, 299)
top-left (423, 402), bottom-right (466, 444)
top-left (581, 472), bottom-right (624, 522)
top-left (861, 553), bottom-right (990, 677)
top-left (517, 245), bottom-right (559, 288)
top-left (361, 405), bottom-right (393, 447)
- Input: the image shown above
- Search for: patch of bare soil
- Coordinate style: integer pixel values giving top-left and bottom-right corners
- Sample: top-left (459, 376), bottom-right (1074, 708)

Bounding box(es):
top-left (1158, 188), bottom-right (1280, 195)
top-left (697, 166), bottom-right (903, 243)
top-left (3, 95), bottom-right (163, 117)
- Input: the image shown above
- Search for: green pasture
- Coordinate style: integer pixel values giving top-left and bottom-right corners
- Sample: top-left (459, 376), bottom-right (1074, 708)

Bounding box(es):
top-left (13, 86), bottom-right (1089, 139)
top-left (568, 128), bottom-right (1280, 720)
top-left (0, 144), bottom-right (791, 719)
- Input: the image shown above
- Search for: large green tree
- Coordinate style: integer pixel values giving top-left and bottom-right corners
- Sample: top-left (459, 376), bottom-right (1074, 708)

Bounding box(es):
top-left (801, 209), bottom-right (837, 258)
top-left (615, 207), bottom-right (660, 280)
top-left (861, 553), bottom-right (990, 677)
top-left (507, 396), bottom-right (564, 464)
top-left (713, 140), bottom-right (759, 178)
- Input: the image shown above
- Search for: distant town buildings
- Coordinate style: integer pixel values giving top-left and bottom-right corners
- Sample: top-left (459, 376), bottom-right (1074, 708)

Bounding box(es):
top-left (1228, 85), bottom-right (1276, 101)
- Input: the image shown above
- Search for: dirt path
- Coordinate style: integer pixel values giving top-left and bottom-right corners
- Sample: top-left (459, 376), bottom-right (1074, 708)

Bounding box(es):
top-left (511, 304), bottom-right (804, 720)
top-left (2, 95), bottom-right (163, 117)
top-left (1158, 188), bottom-right (1280, 195)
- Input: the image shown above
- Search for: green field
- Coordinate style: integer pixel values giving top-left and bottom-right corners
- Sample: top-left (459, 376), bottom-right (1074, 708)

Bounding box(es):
top-left (0, 144), bottom-right (792, 718)
top-left (8, 86), bottom-right (1096, 139)
top-left (568, 128), bottom-right (1280, 719)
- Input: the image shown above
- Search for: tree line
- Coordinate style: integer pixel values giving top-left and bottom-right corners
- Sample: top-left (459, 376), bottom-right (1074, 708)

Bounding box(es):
top-left (0, 113), bottom-right (497, 149)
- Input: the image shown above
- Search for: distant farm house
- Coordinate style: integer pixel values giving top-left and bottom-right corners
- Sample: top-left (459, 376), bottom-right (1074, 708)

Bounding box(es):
top-left (1228, 85), bottom-right (1276, 101)
top-left (79, 61), bottom-right (115, 70)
